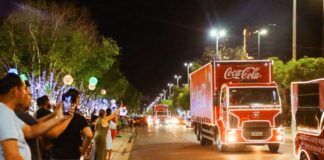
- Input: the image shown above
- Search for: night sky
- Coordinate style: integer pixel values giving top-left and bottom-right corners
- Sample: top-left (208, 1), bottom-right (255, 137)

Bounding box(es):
top-left (82, 0), bottom-right (293, 98)
top-left (1, 0), bottom-right (323, 100)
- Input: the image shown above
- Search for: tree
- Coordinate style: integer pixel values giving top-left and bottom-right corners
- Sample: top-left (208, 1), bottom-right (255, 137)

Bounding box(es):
top-left (122, 84), bottom-right (142, 114)
top-left (284, 57), bottom-right (324, 87)
top-left (0, 3), bottom-right (119, 87)
top-left (221, 46), bottom-right (247, 60)
top-left (177, 85), bottom-right (190, 110)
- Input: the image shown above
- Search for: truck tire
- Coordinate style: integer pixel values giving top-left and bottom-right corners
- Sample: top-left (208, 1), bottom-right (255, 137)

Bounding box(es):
top-left (268, 143), bottom-right (280, 153)
top-left (215, 132), bottom-right (227, 151)
top-left (199, 128), bottom-right (209, 146)
top-left (299, 152), bottom-right (309, 160)
top-left (196, 126), bottom-right (201, 141)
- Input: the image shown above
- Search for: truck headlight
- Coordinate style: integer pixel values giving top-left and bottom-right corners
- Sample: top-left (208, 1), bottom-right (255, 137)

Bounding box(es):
top-left (155, 119), bottom-right (160, 124)
top-left (275, 128), bottom-right (284, 141)
top-left (227, 129), bottom-right (237, 142)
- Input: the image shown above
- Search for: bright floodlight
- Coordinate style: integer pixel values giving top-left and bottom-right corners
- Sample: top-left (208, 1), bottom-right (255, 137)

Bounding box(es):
top-left (219, 30), bottom-right (226, 37)
top-left (210, 29), bottom-right (217, 37)
top-left (260, 29), bottom-right (267, 35)
top-left (184, 62), bottom-right (193, 67)
top-left (209, 29), bottom-right (226, 37)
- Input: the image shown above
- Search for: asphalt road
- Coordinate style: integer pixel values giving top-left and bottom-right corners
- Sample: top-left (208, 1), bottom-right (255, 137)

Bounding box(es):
top-left (129, 124), bottom-right (295, 160)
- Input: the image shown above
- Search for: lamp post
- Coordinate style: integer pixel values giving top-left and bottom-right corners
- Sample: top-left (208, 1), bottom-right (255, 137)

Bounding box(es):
top-left (159, 93), bottom-right (164, 100)
top-left (162, 89), bottom-right (167, 100)
top-left (167, 83), bottom-right (174, 98)
top-left (254, 29), bottom-right (268, 59)
top-left (184, 62), bottom-right (192, 85)
top-left (174, 75), bottom-right (182, 86)
top-left (209, 29), bottom-right (226, 61)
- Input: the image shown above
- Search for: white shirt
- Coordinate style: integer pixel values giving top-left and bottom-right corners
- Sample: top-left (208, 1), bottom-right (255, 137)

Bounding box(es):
top-left (0, 102), bottom-right (31, 160)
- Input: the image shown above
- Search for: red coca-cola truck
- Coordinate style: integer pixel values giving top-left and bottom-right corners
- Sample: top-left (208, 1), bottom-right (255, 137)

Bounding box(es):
top-left (153, 104), bottom-right (171, 125)
top-left (190, 60), bottom-right (284, 152)
top-left (291, 78), bottom-right (324, 160)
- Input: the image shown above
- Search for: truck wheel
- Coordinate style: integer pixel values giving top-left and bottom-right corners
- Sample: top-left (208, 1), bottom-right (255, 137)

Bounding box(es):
top-left (268, 143), bottom-right (280, 153)
top-left (199, 129), bottom-right (207, 145)
top-left (205, 139), bottom-right (213, 145)
top-left (196, 127), bottom-right (201, 141)
top-left (299, 153), bottom-right (309, 160)
top-left (215, 133), bottom-right (226, 151)
top-left (194, 124), bottom-right (198, 135)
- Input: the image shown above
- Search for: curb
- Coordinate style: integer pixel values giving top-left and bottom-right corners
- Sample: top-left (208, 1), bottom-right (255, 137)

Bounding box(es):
top-left (111, 128), bottom-right (136, 160)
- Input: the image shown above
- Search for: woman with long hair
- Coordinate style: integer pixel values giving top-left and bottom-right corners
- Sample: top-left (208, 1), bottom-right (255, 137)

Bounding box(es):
top-left (92, 107), bottom-right (120, 160)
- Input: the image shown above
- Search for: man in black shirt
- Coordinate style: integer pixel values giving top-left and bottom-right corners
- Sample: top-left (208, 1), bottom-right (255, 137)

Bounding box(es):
top-left (51, 89), bottom-right (93, 160)
top-left (36, 95), bottom-right (52, 119)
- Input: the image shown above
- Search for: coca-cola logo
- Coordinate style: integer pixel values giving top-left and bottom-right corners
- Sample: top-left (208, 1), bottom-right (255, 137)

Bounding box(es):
top-left (224, 67), bottom-right (262, 80)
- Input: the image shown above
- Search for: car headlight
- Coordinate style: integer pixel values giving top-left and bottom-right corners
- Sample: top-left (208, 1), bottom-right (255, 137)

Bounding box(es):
top-left (172, 119), bottom-right (179, 124)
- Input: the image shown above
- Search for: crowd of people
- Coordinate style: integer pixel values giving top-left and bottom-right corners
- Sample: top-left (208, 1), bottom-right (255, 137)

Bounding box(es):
top-left (0, 73), bottom-right (122, 160)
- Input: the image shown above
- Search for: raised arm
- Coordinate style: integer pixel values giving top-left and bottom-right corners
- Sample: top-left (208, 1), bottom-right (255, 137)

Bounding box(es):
top-left (22, 105), bottom-right (65, 139)
top-left (103, 107), bottom-right (120, 122)
top-left (45, 104), bottom-right (75, 138)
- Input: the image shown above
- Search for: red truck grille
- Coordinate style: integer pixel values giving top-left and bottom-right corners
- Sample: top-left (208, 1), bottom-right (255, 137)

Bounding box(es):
top-left (243, 122), bottom-right (271, 140)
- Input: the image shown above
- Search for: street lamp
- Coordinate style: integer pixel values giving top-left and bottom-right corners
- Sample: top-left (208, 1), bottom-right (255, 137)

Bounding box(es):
top-left (174, 75), bottom-right (182, 86)
top-left (184, 62), bottom-right (192, 85)
top-left (162, 89), bottom-right (167, 100)
top-left (209, 28), bottom-right (226, 60)
top-left (167, 83), bottom-right (174, 98)
top-left (254, 29), bottom-right (268, 59)
top-left (159, 93), bottom-right (164, 100)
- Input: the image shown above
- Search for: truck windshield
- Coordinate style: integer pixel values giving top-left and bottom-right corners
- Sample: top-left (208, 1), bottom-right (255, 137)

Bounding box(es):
top-left (229, 88), bottom-right (280, 107)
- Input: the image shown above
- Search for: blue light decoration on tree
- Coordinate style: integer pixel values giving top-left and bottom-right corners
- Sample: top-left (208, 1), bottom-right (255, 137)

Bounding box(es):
top-left (8, 68), bottom-right (18, 75)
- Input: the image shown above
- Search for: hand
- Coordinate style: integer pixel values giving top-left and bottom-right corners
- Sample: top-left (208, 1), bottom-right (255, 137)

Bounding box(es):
top-left (54, 103), bottom-right (65, 121)
top-left (67, 104), bottom-right (76, 117)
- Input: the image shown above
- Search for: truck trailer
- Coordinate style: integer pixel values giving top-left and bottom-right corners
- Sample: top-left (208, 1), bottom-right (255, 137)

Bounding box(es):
top-left (190, 60), bottom-right (284, 152)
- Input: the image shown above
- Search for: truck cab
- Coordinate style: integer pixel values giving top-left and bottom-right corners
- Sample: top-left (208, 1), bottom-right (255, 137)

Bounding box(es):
top-left (292, 78), bottom-right (324, 160)
top-left (217, 83), bottom-right (283, 152)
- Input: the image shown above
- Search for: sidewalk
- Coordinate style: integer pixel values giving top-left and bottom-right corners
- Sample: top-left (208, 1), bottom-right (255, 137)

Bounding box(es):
top-left (285, 127), bottom-right (293, 143)
top-left (111, 127), bottom-right (136, 160)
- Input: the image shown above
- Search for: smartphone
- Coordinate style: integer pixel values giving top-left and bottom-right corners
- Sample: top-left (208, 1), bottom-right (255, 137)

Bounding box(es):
top-left (63, 96), bottom-right (72, 115)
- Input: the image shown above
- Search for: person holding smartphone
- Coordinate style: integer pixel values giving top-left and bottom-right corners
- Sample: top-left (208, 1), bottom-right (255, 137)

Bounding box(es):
top-left (15, 81), bottom-right (76, 160)
top-left (92, 103), bottom-right (121, 160)
top-left (0, 73), bottom-right (68, 160)
top-left (51, 89), bottom-right (93, 160)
